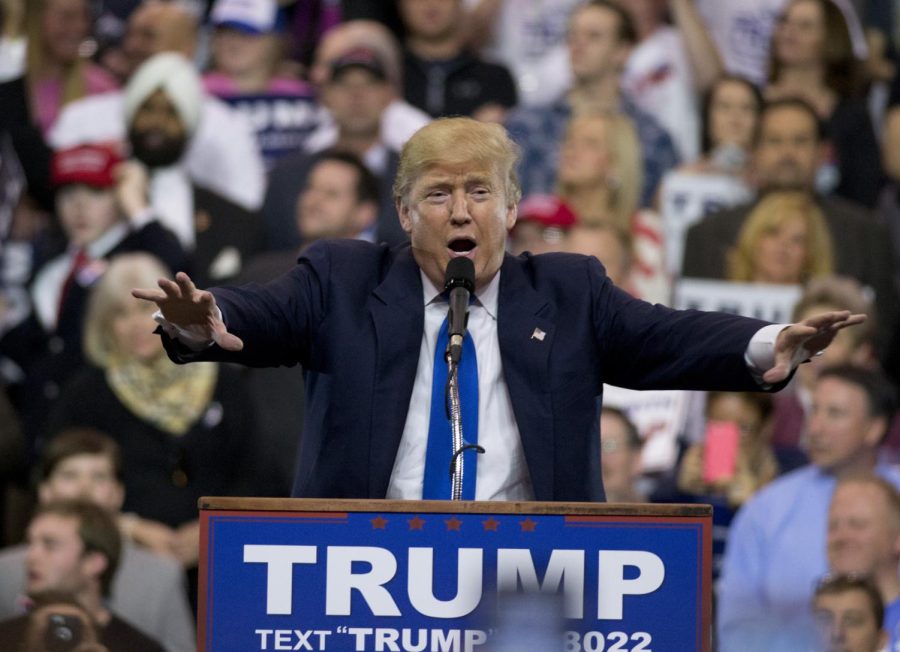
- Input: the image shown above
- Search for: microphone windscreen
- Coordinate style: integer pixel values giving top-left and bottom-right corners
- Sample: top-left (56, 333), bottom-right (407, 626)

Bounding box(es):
top-left (445, 257), bottom-right (475, 293)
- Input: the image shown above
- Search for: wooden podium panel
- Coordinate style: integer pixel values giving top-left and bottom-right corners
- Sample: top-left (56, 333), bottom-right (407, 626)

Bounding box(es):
top-left (199, 498), bottom-right (712, 651)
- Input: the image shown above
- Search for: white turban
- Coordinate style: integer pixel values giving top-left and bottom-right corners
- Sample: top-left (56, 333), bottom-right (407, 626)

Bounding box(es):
top-left (123, 53), bottom-right (204, 135)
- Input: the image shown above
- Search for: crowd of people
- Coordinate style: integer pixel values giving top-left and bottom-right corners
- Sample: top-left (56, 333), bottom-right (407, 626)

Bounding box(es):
top-left (1, 0), bottom-right (899, 650)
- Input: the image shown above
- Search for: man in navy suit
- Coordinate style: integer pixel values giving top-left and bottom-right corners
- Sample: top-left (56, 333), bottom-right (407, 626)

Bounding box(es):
top-left (134, 117), bottom-right (864, 502)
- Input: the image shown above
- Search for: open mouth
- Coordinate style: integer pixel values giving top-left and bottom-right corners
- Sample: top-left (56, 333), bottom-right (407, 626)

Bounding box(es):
top-left (448, 237), bottom-right (476, 255)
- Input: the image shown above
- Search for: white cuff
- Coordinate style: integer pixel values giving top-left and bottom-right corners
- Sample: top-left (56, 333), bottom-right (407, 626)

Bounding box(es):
top-left (153, 309), bottom-right (220, 351)
top-left (745, 322), bottom-right (816, 386)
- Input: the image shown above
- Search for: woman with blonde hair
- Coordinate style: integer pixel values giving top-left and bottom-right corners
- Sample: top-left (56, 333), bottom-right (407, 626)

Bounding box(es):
top-left (557, 111), bottom-right (642, 232)
top-left (727, 191), bottom-right (834, 284)
top-left (46, 253), bottom-right (259, 575)
top-left (25, 0), bottom-right (118, 134)
top-left (554, 110), bottom-right (668, 303)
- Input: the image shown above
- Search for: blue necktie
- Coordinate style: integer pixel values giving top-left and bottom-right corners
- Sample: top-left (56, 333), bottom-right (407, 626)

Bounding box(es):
top-left (423, 316), bottom-right (479, 500)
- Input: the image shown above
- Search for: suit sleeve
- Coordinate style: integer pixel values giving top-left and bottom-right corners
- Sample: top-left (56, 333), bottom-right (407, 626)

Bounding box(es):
top-left (587, 257), bottom-right (773, 391)
top-left (162, 243), bottom-right (331, 369)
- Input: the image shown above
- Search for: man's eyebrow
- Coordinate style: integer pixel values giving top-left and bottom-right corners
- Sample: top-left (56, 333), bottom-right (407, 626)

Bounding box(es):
top-left (466, 175), bottom-right (493, 185)
top-left (416, 173), bottom-right (494, 193)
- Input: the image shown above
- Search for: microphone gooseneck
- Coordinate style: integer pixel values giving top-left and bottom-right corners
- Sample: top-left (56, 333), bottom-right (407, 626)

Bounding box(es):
top-left (444, 257), bottom-right (475, 364)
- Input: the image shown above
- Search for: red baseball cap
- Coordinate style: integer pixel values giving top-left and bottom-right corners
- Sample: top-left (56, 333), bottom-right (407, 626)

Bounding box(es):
top-left (51, 144), bottom-right (122, 189)
top-left (517, 194), bottom-right (578, 228)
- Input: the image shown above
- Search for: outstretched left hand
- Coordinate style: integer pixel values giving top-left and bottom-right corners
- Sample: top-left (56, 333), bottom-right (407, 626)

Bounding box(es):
top-left (763, 310), bottom-right (867, 384)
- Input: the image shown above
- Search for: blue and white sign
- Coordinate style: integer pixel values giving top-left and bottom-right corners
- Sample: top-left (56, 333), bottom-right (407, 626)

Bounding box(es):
top-left (200, 502), bottom-right (711, 651)
top-left (217, 93), bottom-right (324, 168)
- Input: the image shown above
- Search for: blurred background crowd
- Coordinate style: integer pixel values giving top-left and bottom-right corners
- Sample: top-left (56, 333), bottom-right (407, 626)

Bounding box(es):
top-left (1, 0), bottom-right (900, 650)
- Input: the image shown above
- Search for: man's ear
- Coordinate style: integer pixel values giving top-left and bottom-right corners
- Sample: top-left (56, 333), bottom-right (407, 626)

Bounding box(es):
top-left (505, 202), bottom-right (517, 231)
top-left (111, 483), bottom-right (125, 512)
top-left (815, 141), bottom-right (828, 168)
top-left (397, 199), bottom-right (413, 234)
top-left (863, 416), bottom-right (888, 448)
top-left (612, 42), bottom-right (633, 72)
top-left (37, 483), bottom-right (51, 505)
top-left (81, 550), bottom-right (108, 585)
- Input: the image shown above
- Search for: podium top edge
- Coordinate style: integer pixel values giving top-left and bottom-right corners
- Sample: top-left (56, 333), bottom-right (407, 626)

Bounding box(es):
top-left (198, 497), bottom-right (712, 517)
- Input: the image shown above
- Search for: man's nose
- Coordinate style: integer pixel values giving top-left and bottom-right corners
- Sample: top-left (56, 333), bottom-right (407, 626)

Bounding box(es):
top-left (806, 411), bottom-right (822, 435)
top-left (449, 191), bottom-right (470, 223)
top-left (830, 621), bottom-right (846, 644)
top-left (76, 479), bottom-right (94, 497)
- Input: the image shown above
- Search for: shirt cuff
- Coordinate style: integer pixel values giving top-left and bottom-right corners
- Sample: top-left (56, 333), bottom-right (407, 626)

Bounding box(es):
top-left (153, 309), bottom-right (220, 351)
top-left (744, 323), bottom-right (815, 386)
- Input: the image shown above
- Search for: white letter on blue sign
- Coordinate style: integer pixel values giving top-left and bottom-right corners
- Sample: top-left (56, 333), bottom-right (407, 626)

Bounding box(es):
top-left (407, 548), bottom-right (483, 618)
top-left (496, 549), bottom-right (585, 618)
top-left (244, 545), bottom-right (317, 615)
top-left (597, 551), bottom-right (665, 620)
top-left (326, 546), bottom-right (401, 616)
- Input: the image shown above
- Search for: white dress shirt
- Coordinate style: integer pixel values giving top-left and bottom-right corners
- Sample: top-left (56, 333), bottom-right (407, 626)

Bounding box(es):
top-left (386, 271), bottom-right (534, 501)
top-left (31, 222), bottom-right (129, 329)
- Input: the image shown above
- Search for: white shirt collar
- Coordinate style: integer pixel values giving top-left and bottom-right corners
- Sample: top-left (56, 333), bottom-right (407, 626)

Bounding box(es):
top-left (419, 266), bottom-right (500, 320)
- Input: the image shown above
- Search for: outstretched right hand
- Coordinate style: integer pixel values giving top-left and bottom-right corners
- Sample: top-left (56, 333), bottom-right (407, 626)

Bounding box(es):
top-left (131, 271), bottom-right (244, 351)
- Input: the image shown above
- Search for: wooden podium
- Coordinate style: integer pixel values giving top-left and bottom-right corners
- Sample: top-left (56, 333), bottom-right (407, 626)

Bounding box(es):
top-left (198, 498), bottom-right (712, 651)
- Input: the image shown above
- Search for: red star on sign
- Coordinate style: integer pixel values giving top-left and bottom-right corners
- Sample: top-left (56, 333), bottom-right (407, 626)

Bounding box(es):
top-left (371, 516), bottom-right (388, 529)
top-left (444, 517), bottom-right (463, 531)
top-left (408, 516), bottom-right (425, 530)
top-left (482, 518), bottom-right (500, 531)
top-left (518, 518), bottom-right (537, 532)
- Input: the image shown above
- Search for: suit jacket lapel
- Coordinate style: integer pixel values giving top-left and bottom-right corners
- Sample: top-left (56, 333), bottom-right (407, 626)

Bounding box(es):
top-left (367, 245), bottom-right (425, 497)
top-left (497, 255), bottom-right (557, 500)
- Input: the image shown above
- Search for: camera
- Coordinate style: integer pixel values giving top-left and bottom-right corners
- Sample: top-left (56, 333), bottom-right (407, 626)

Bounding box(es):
top-left (42, 613), bottom-right (84, 652)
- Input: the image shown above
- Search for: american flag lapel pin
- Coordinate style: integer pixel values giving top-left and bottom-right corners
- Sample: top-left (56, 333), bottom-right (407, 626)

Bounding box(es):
top-left (531, 327), bottom-right (546, 341)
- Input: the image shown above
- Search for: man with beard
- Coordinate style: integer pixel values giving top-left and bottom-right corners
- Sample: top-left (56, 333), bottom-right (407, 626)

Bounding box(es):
top-left (48, 2), bottom-right (266, 218)
top-left (123, 53), bottom-right (264, 287)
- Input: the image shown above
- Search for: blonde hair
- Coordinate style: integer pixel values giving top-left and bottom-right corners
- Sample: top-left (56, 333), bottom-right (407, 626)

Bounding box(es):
top-left (25, 0), bottom-right (87, 109)
top-left (393, 117), bottom-right (521, 207)
top-left (83, 253), bottom-right (170, 368)
top-left (557, 111), bottom-right (643, 232)
top-left (727, 191), bottom-right (834, 283)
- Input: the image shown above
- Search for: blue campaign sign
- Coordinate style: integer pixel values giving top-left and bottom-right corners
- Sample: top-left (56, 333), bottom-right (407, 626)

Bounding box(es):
top-left (199, 500), bottom-right (711, 652)
top-left (216, 93), bottom-right (324, 168)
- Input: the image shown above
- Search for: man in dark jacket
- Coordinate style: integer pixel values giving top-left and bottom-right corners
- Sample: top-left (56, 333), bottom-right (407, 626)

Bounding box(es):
top-left (398, 0), bottom-right (518, 122)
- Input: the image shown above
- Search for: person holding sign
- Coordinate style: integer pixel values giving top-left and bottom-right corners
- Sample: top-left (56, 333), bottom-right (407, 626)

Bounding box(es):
top-left (133, 116), bottom-right (864, 503)
top-left (203, 0), bottom-right (322, 168)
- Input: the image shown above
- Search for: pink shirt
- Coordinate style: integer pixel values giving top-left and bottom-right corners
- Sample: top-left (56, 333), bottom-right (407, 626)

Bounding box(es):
top-left (33, 63), bottom-right (118, 135)
top-left (202, 73), bottom-right (312, 98)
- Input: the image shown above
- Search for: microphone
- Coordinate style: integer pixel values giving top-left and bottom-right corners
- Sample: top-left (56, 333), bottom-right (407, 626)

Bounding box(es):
top-left (444, 257), bottom-right (475, 364)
